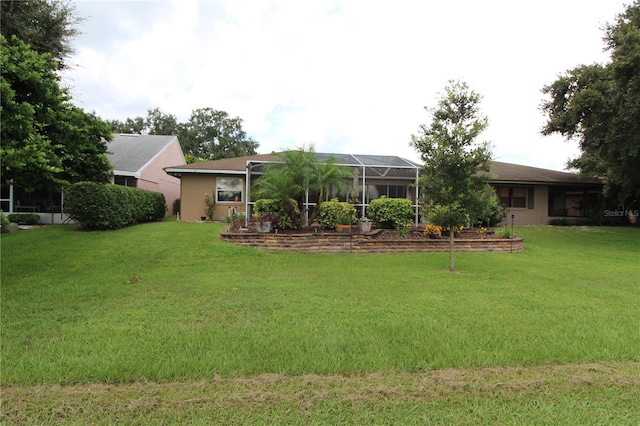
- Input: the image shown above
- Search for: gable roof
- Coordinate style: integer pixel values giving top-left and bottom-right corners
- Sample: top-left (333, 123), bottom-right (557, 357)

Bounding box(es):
top-left (488, 161), bottom-right (602, 185)
top-left (107, 134), bottom-right (181, 177)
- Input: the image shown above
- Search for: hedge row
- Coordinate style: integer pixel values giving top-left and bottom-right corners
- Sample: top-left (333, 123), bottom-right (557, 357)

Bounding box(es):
top-left (65, 182), bottom-right (166, 230)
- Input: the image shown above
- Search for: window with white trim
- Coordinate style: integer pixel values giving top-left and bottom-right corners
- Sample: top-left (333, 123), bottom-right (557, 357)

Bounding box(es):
top-left (217, 177), bottom-right (243, 202)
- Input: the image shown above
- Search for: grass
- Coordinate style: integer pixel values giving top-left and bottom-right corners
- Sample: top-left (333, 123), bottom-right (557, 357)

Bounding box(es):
top-left (1, 222), bottom-right (639, 423)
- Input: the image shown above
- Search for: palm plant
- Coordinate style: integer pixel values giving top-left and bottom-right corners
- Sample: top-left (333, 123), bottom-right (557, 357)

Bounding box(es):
top-left (253, 146), bottom-right (354, 228)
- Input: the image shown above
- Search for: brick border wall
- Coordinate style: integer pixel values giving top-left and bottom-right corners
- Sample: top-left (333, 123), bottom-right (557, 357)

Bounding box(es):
top-left (220, 229), bottom-right (524, 253)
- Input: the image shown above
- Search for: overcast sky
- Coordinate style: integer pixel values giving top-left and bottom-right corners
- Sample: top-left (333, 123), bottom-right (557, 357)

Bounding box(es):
top-left (65, 0), bottom-right (627, 170)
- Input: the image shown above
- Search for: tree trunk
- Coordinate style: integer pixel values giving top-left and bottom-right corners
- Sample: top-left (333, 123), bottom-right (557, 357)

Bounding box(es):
top-left (449, 229), bottom-right (455, 272)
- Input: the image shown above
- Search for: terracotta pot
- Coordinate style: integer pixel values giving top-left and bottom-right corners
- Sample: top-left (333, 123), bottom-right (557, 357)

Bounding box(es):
top-left (335, 224), bottom-right (352, 233)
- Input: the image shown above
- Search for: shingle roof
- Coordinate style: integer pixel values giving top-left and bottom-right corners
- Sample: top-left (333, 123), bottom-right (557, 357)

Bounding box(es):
top-left (165, 154), bottom-right (602, 186)
top-left (488, 161), bottom-right (602, 185)
top-left (107, 134), bottom-right (179, 175)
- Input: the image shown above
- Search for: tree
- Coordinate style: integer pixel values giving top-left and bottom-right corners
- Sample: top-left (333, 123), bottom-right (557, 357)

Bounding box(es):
top-left (1, 35), bottom-right (112, 192)
top-left (0, 0), bottom-right (81, 69)
top-left (107, 108), bottom-right (178, 135)
top-left (253, 146), bottom-right (353, 228)
top-left (177, 108), bottom-right (258, 161)
top-left (410, 80), bottom-right (493, 271)
top-left (541, 1), bottom-right (640, 211)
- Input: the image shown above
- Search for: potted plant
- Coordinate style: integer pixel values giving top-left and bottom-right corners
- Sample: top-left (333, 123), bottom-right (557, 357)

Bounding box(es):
top-left (359, 217), bottom-right (372, 233)
top-left (254, 212), bottom-right (276, 233)
top-left (335, 212), bottom-right (354, 233)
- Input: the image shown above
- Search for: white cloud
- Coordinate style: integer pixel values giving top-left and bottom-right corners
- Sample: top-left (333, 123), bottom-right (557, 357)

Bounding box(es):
top-left (68, 0), bottom-right (627, 170)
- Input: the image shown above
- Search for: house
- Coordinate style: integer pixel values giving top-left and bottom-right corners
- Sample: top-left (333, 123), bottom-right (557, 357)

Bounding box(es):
top-left (166, 153), bottom-right (603, 226)
top-left (107, 134), bottom-right (184, 215)
top-left (488, 161), bottom-right (602, 225)
top-left (0, 134), bottom-right (185, 223)
top-left (165, 153), bottom-right (421, 222)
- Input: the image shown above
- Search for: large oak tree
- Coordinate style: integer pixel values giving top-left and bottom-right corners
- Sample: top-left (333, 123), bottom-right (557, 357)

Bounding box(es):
top-left (541, 1), bottom-right (640, 211)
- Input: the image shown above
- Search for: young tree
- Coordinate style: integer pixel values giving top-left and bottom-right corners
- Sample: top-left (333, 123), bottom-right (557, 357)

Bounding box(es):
top-left (541, 1), bottom-right (640, 211)
top-left (0, 0), bottom-right (82, 70)
top-left (410, 80), bottom-right (493, 271)
top-left (1, 35), bottom-right (112, 192)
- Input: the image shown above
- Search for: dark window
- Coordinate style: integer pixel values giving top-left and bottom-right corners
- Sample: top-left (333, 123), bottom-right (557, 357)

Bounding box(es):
top-left (548, 186), bottom-right (600, 217)
top-left (114, 176), bottom-right (137, 187)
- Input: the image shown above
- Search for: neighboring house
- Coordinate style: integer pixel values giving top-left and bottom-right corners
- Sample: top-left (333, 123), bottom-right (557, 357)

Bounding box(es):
top-left (0, 134), bottom-right (185, 223)
top-left (107, 134), bottom-right (185, 215)
top-left (165, 153), bottom-right (421, 222)
top-left (488, 161), bottom-right (602, 225)
top-left (166, 153), bottom-right (603, 226)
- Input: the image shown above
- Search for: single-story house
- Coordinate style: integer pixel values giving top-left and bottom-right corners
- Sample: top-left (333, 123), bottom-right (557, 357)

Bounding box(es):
top-left (1, 134), bottom-right (185, 223)
top-left (165, 153), bottom-right (603, 226)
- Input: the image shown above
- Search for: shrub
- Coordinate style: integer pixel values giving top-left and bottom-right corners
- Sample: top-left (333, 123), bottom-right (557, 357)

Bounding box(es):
top-left (367, 196), bottom-right (413, 229)
top-left (318, 199), bottom-right (356, 229)
top-left (173, 198), bottom-right (180, 215)
top-left (253, 198), bottom-right (299, 230)
top-left (65, 182), bottom-right (166, 230)
top-left (423, 223), bottom-right (442, 239)
top-left (1, 210), bottom-right (10, 233)
top-left (6, 213), bottom-right (40, 225)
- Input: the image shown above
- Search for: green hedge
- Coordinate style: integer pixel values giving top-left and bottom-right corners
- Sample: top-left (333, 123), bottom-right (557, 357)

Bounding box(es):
top-left (6, 213), bottom-right (40, 225)
top-left (1, 211), bottom-right (10, 233)
top-left (253, 198), bottom-right (299, 230)
top-left (318, 199), bottom-right (357, 228)
top-left (65, 182), bottom-right (166, 230)
top-left (367, 196), bottom-right (413, 229)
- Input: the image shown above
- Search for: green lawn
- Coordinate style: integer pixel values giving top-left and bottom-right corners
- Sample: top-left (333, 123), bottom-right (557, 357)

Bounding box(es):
top-left (1, 222), bottom-right (639, 423)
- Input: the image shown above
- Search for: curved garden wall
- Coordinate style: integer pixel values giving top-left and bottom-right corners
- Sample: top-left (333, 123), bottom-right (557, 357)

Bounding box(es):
top-left (220, 229), bottom-right (524, 253)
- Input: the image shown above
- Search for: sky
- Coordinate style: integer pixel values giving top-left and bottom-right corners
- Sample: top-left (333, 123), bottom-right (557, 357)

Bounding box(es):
top-left (65, 0), bottom-right (629, 171)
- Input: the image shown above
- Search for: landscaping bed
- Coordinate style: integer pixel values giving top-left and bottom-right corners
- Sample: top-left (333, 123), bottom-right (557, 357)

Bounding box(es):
top-left (221, 227), bottom-right (523, 253)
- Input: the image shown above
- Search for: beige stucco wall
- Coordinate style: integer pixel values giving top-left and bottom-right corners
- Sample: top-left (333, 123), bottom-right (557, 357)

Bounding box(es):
top-left (180, 174), bottom-right (246, 221)
top-left (497, 185), bottom-right (551, 226)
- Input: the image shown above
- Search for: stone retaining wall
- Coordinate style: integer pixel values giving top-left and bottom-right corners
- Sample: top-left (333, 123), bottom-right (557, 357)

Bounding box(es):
top-left (221, 229), bottom-right (524, 253)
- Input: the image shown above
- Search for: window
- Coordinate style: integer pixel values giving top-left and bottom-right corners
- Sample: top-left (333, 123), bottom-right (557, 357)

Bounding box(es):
top-left (548, 186), bottom-right (600, 217)
top-left (366, 184), bottom-right (408, 202)
top-left (114, 176), bottom-right (137, 187)
top-left (217, 178), bottom-right (243, 202)
top-left (497, 186), bottom-right (532, 209)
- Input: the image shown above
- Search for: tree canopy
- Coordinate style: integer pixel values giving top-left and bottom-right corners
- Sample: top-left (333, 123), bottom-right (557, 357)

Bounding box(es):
top-left (0, 0), bottom-right (81, 69)
top-left (108, 107), bottom-right (258, 163)
top-left (410, 80), bottom-right (494, 271)
top-left (1, 35), bottom-right (112, 192)
top-left (541, 1), bottom-right (640, 210)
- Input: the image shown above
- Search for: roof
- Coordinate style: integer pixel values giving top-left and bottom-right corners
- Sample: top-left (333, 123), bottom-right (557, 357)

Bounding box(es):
top-left (488, 161), bottom-right (602, 185)
top-left (165, 152), bottom-right (421, 178)
top-left (107, 134), bottom-right (180, 176)
top-left (164, 153), bottom-right (602, 186)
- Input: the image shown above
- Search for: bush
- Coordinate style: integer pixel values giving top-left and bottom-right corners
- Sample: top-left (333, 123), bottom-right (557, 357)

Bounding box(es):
top-left (65, 182), bottom-right (166, 230)
top-left (6, 213), bottom-right (40, 225)
top-left (318, 199), bottom-right (356, 229)
top-left (1, 210), bottom-right (10, 233)
top-left (173, 198), bottom-right (180, 214)
top-left (253, 198), bottom-right (299, 230)
top-left (423, 223), bottom-right (442, 239)
top-left (367, 196), bottom-right (414, 229)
